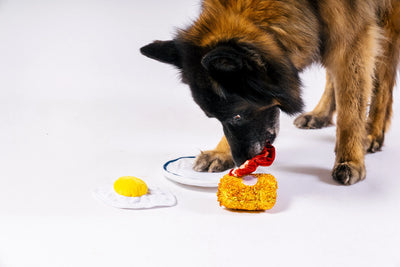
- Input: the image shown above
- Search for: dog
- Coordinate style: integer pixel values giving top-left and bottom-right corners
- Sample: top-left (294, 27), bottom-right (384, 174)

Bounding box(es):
top-left (140, 0), bottom-right (400, 185)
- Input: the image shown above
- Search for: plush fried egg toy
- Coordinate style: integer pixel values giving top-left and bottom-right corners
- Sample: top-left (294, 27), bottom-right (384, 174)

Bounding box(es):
top-left (93, 176), bottom-right (177, 209)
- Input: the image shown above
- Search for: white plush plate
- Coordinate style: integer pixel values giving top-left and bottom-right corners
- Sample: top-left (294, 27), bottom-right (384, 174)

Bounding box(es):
top-left (93, 183), bottom-right (177, 209)
top-left (163, 156), bottom-right (230, 187)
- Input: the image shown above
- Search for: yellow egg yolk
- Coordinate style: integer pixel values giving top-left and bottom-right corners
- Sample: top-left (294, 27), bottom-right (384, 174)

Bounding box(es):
top-left (113, 176), bottom-right (148, 197)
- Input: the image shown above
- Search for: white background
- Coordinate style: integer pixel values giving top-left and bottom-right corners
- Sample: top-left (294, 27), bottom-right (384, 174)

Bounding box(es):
top-left (0, 1), bottom-right (399, 267)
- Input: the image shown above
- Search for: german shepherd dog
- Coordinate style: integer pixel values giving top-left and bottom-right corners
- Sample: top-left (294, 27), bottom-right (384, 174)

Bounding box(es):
top-left (141, 0), bottom-right (400, 185)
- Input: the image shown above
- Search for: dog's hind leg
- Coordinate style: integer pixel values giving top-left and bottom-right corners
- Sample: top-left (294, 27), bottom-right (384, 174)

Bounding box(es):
top-left (193, 135), bottom-right (234, 172)
top-left (366, 8), bottom-right (400, 153)
top-left (294, 71), bottom-right (336, 129)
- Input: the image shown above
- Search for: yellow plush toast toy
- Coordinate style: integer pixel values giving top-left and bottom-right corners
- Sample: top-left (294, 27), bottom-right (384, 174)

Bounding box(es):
top-left (217, 173), bottom-right (277, 211)
top-left (217, 144), bottom-right (277, 211)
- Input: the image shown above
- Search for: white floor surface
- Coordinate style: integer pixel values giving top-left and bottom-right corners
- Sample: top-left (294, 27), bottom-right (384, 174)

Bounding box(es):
top-left (0, 1), bottom-right (399, 267)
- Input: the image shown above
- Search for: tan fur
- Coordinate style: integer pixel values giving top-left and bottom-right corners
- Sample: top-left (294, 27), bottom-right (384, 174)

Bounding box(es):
top-left (366, 3), bottom-right (400, 152)
top-left (179, 0), bottom-right (320, 69)
top-left (214, 135), bottom-right (231, 152)
top-left (189, 0), bottom-right (400, 184)
top-left (294, 71), bottom-right (336, 129)
top-left (312, 72), bottom-right (336, 119)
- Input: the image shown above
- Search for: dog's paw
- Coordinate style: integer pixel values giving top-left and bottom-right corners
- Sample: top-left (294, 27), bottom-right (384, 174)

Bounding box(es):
top-left (193, 150), bottom-right (234, 173)
top-left (366, 134), bottom-right (384, 153)
top-left (332, 161), bottom-right (366, 185)
top-left (294, 112), bottom-right (332, 129)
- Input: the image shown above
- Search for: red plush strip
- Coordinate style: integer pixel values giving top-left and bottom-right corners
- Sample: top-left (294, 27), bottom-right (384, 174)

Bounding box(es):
top-left (229, 143), bottom-right (275, 177)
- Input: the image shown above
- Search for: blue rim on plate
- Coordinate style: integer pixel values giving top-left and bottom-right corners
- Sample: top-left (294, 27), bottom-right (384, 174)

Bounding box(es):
top-left (163, 156), bottom-right (196, 175)
top-left (162, 156), bottom-right (228, 187)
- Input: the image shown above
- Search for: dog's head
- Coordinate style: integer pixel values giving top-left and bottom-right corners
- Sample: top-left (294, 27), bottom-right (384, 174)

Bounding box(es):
top-left (140, 39), bottom-right (303, 166)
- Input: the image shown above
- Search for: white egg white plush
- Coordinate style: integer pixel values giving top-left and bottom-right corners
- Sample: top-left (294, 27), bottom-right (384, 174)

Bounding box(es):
top-left (93, 183), bottom-right (177, 209)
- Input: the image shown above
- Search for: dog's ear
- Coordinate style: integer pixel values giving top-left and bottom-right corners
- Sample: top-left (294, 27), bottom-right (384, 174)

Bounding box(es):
top-left (202, 44), bottom-right (303, 115)
top-left (201, 46), bottom-right (244, 74)
top-left (140, 40), bottom-right (182, 68)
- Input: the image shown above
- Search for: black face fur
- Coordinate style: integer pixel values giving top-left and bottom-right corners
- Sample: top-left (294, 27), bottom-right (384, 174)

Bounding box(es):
top-left (140, 39), bottom-right (303, 166)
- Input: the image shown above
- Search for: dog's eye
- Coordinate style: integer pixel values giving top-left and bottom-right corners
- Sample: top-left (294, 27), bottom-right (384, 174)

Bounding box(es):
top-left (233, 114), bottom-right (242, 121)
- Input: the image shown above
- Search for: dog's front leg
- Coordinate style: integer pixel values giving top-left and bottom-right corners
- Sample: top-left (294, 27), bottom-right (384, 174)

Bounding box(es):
top-left (193, 135), bottom-right (234, 172)
top-left (330, 25), bottom-right (379, 185)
